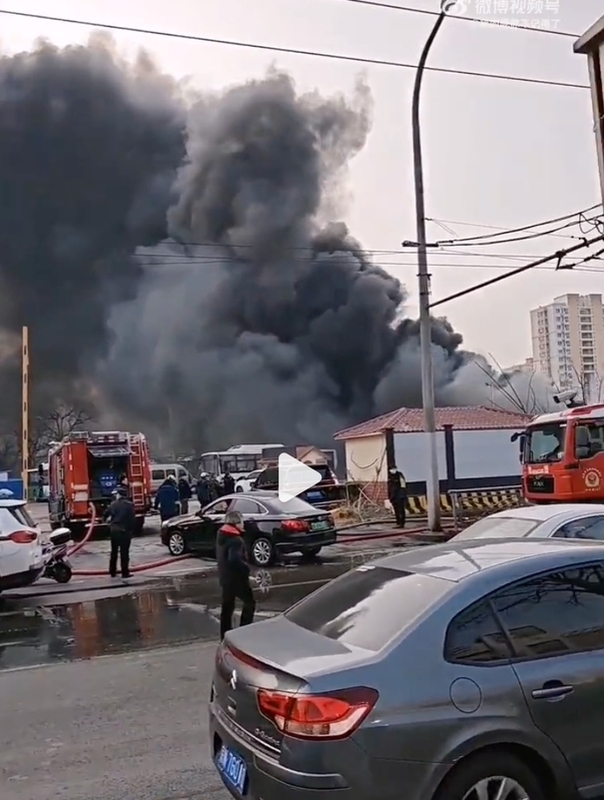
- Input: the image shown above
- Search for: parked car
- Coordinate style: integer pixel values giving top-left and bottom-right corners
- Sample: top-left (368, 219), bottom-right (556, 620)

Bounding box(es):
top-left (160, 491), bottom-right (336, 566)
top-left (211, 537), bottom-right (604, 800)
top-left (235, 469), bottom-right (263, 493)
top-left (0, 499), bottom-right (47, 592)
top-left (150, 463), bottom-right (194, 496)
top-left (452, 503), bottom-right (604, 542)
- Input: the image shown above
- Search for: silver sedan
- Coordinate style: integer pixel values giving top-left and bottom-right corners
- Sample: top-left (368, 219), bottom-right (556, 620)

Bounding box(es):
top-left (452, 503), bottom-right (604, 542)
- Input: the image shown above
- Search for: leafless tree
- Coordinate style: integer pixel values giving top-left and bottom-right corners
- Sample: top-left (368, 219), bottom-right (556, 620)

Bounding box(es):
top-left (473, 356), bottom-right (551, 416)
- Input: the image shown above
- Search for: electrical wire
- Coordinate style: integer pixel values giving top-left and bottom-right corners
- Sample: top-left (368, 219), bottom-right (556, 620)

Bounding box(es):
top-left (339, 0), bottom-right (579, 39)
top-left (427, 215), bottom-right (602, 243)
top-left (427, 203), bottom-right (602, 245)
top-left (0, 8), bottom-right (590, 91)
top-left (429, 232), bottom-right (604, 308)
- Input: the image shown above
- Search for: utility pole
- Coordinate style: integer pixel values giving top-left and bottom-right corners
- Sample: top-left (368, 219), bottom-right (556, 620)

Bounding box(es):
top-left (412, 6), bottom-right (450, 531)
top-left (21, 325), bottom-right (29, 501)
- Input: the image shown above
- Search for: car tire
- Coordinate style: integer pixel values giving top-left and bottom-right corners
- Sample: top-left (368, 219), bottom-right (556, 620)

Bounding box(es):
top-left (434, 750), bottom-right (545, 800)
top-left (236, 485), bottom-right (243, 492)
top-left (168, 531), bottom-right (187, 557)
top-left (301, 546), bottom-right (322, 559)
top-left (249, 536), bottom-right (275, 567)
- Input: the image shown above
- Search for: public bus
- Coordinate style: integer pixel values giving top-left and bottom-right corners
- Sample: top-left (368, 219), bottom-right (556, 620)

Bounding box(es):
top-left (199, 444), bottom-right (284, 481)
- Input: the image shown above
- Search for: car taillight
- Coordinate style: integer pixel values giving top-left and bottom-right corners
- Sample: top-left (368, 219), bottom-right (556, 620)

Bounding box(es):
top-left (281, 519), bottom-right (309, 533)
top-left (8, 530), bottom-right (38, 544)
top-left (257, 687), bottom-right (378, 740)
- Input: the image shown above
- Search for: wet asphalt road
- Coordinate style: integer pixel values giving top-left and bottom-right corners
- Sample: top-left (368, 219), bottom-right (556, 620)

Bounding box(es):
top-left (0, 546), bottom-right (402, 799)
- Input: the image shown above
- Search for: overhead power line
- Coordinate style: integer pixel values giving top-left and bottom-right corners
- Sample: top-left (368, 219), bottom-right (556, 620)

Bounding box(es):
top-left (0, 8), bottom-right (590, 91)
top-left (340, 0), bottom-right (579, 39)
top-left (429, 203), bottom-right (602, 245)
top-left (429, 233), bottom-right (604, 308)
top-left (437, 214), bottom-right (604, 247)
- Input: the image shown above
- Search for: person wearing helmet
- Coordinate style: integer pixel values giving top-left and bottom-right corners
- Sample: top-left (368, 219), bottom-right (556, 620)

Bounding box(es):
top-left (154, 474), bottom-right (181, 522)
top-left (217, 509), bottom-right (255, 640)
top-left (104, 485), bottom-right (135, 578)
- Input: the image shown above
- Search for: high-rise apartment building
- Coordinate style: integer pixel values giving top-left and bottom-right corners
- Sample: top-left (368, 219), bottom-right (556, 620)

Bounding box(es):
top-left (530, 294), bottom-right (604, 396)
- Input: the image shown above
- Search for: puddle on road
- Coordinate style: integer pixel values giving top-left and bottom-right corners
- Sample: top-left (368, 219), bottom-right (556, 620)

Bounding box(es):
top-left (0, 551), bottom-right (392, 672)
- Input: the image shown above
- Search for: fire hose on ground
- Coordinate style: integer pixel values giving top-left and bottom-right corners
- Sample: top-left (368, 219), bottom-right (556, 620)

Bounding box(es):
top-left (65, 503), bottom-right (453, 579)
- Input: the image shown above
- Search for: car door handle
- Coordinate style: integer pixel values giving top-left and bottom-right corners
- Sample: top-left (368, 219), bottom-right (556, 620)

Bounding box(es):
top-left (531, 684), bottom-right (574, 700)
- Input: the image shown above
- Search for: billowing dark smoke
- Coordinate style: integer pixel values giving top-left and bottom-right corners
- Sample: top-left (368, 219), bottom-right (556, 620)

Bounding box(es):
top-left (0, 37), bottom-right (555, 457)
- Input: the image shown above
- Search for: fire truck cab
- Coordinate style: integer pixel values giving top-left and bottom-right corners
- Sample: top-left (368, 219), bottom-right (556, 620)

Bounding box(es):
top-left (48, 431), bottom-right (152, 535)
top-left (520, 403), bottom-right (604, 503)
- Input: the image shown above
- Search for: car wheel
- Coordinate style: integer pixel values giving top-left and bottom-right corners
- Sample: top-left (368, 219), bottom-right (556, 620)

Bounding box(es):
top-left (236, 485), bottom-right (243, 492)
top-left (435, 751), bottom-right (544, 800)
top-left (249, 536), bottom-right (274, 567)
top-left (168, 531), bottom-right (187, 556)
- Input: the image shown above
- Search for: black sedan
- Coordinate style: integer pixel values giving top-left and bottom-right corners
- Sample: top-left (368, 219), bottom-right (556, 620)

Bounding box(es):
top-left (159, 491), bottom-right (337, 566)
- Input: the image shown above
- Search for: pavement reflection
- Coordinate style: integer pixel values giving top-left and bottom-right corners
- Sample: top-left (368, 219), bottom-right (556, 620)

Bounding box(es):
top-left (0, 548), bottom-right (393, 672)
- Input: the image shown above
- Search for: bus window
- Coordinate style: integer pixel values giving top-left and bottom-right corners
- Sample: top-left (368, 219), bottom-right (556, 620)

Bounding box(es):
top-left (200, 454), bottom-right (219, 474)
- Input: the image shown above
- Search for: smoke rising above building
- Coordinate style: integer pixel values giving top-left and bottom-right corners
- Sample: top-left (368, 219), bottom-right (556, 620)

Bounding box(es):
top-left (0, 36), bottom-right (555, 453)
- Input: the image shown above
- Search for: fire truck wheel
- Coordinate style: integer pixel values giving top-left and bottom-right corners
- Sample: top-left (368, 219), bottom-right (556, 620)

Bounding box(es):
top-left (68, 523), bottom-right (87, 541)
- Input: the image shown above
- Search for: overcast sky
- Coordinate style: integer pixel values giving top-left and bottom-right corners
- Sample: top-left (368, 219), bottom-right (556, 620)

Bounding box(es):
top-left (2, 0), bottom-right (603, 369)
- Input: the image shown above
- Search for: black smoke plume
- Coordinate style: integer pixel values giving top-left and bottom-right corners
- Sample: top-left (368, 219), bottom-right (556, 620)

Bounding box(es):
top-left (0, 37), bottom-right (554, 458)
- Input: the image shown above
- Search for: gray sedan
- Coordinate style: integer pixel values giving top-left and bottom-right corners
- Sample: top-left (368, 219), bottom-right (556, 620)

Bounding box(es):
top-left (452, 503), bottom-right (604, 542)
top-left (210, 537), bottom-right (604, 800)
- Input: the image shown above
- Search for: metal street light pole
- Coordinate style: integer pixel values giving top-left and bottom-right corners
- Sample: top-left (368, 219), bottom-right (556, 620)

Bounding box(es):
top-left (412, 6), bottom-right (449, 532)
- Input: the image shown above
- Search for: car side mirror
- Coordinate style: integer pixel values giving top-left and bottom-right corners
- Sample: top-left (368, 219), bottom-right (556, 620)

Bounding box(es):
top-left (576, 445), bottom-right (592, 460)
top-left (576, 426), bottom-right (590, 448)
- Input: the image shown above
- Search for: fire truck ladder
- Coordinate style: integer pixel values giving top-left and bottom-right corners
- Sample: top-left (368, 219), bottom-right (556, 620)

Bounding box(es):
top-left (128, 435), bottom-right (146, 509)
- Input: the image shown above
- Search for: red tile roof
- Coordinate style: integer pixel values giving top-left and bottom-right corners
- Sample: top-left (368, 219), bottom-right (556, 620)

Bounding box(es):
top-left (334, 406), bottom-right (531, 439)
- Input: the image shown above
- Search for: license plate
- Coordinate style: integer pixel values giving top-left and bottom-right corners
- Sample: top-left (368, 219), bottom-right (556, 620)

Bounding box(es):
top-left (311, 520), bottom-right (328, 531)
top-left (216, 746), bottom-right (247, 794)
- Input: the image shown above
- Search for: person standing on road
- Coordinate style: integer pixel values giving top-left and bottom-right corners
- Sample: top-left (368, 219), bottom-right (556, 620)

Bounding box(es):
top-left (178, 475), bottom-right (192, 515)
top-left (388, 465), bottom-right (408, 528)
top-left (217, 510), bottom-right (255, 640)
top-left (154, 475), bottom-right (180, 522)
top-left (196, 473), bottom-right (212, 507)
top-left (222, 471), bottom-right (235, 496)
top-left (104, 485), bottom-right (135, 578)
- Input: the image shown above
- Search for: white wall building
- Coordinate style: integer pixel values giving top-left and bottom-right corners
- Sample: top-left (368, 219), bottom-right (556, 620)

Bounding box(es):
top-left (530, 293), bottom-right (604, 398)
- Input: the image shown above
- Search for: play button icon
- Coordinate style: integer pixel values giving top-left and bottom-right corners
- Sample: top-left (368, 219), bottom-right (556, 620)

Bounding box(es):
top-left (278, 453), bottom-right (321, 502)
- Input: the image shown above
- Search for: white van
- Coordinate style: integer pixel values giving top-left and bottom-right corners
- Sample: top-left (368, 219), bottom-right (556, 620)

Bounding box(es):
top-left (150, 464), bottom-right (194, 496)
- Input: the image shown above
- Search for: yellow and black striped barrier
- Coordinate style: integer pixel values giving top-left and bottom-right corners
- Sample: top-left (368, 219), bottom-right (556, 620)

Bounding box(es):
top-left (406, 488), bottom-right (523, 516)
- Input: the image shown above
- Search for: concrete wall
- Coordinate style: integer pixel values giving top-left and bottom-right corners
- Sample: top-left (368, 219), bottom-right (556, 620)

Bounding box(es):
top-left (393, 428), bottom-right (524, 490)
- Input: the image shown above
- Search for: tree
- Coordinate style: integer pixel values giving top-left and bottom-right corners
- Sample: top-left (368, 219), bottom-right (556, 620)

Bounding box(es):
top-left (475, 356), bottom-right (555, 416)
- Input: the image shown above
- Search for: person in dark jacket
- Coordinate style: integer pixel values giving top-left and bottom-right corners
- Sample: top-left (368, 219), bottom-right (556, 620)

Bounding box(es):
top-left (388, 466), bottom-right (408, 528)
top-left (178, 476), bottom-right (192, 515)
top-left (104, 485), bottom-right (135, 578)
top-left (196, 473), bottom-right (212, 507)
top-left (217, 510), bottom-right (255, 640)
top-left (222, 471), bottom-right (235, 496)
top-left (154, 475), bottom-right (181, 521)
top-left (209, 474), bottom-right (221, 501)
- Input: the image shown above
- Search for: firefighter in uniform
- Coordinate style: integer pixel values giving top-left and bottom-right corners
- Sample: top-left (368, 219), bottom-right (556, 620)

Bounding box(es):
top-left (104, 485), bottom-right (135, 578)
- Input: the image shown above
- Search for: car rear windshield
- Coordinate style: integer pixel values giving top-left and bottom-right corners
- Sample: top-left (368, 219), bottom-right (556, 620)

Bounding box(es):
top-left (284, 566), bottom-right (451, 651)
top-left (268, 497), bottom-right (317, 515)
top-left (9, 505), bottom-right (36, 528)
top-left (453, 516), bottom-right (540, 540)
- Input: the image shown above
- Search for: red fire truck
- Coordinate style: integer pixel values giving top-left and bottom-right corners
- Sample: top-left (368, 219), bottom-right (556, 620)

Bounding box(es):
top-left (519, 403), bottom-right (604, 503)
top-left (48, 431), bottom-right (152, 536)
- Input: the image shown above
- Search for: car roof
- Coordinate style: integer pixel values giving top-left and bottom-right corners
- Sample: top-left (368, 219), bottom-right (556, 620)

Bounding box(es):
top-left (485, 503), bottom-right (604, 522)
top-left (371, 537), bottom-right (604, 587)
top-left (0, 499), bottom-right (26, 508)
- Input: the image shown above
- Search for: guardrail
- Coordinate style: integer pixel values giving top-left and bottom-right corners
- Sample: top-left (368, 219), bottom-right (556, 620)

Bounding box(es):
top-left (449, 486), bottom-right (524, 529)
